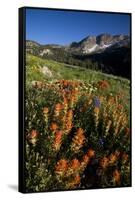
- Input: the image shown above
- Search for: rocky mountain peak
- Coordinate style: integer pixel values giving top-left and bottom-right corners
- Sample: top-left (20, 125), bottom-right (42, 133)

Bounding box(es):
top-left (96, 33), bottom-right (113, 45)
top-left (69, 33), bottom-right (130, 54)
top-left (79, 36), bottom-right (97, 51)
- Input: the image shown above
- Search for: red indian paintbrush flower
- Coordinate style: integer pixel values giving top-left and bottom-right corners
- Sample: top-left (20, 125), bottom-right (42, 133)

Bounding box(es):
top-left (66, 109), bottom-right (73, 119)
top-left (54, 103), bottom-right (63, 116)
top-left (122, 152), bottom-right (129, 163)
top-left (55, 159), bottom-right (68, 175)
top-left (70, 158), bottom-right (80, 170)
top-left (97, 80), bottom-right (110, 89)
top-left (28, 129), bottom-right (38, 145)
top-left (50, 122), bottom-right (58, 131)
top-left (82, 154), bottom-right (90, 164)
top-left (100, 156), bottom-right (109, 169)
top-left (29, 129), bottom-right (38, 139)
top-left (71, 128), bottom-right (85, 152)
top-left (65, 121), bottom-right (73, 133)
top-left (87, 149), bottom-right (95, 158)
top-left (53, 130), bottom-right (63, 151)
top-left (113, 169), bottom-right (121, 184)
top-left (109, 153), bottom-right (117, 164)
top-left (79, 154), bottom-right (90, 171)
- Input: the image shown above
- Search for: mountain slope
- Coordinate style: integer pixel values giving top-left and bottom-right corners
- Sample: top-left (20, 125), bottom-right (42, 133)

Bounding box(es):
top-left (26, 33), bottom-right (131, 79)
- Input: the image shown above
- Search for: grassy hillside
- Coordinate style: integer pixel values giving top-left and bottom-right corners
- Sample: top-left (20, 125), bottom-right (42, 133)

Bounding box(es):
top-left (26, 53), bottom-right (130, 115)
top-left (26, 54), bottom-right (130, 93)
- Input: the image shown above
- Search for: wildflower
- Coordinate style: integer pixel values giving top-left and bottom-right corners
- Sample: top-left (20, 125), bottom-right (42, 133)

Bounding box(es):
top-left (93, 97), bottom-right (100, 108)
top-left (65, 109), bottom-right (73, 132)
top-left (114, 125), bottom-right (119, 135)
top-left (77, 128), bottom-right (84, 135)
top-left (94, 107), bottom-right (100, 114)
top-left (108, 96), bottom-right (115, 104)
top-left (53, 130), bottom-right (63, 151)
top-left (65, 121), bottom-right (73, 133)
top-left (82, 154), bottom-right (90, 164)
top-left (114, 115), bottom-right (123, 135)
top-left (122, 153), bottom-right (129, 163)
top-left (97, 80), bottom-right (110, 89)
top-left (66, 109), bottom-right (73, 120)
top-left (100, 156), bottom-right (109, 169)
top-left (87, 98), bottom-right (92, 105)
top-left (72, 174), bottom-right (80, 185)
top-left (63, 97), bottom-right (67, 104)
top-left (63, 80), bottom-right (68, 87)
top-left (30, 129), bottom-right (38, 138)
top-left (117, 104), bottom-right (123, 110)
top-left (71, 128), bottom-right (85, 152)
top-left (55, 159), bottom-right (68, 175)
top-left (55, 103), bottom-right (62, 110)
top-left (28, 129), bottom-right (38, 145)
top-left (54, 103), bottom-right (62, 116)
top-left (73, 175), bottom-right (81, 185)
top-left (113, 169), bottom-right (121, 185)
top-left (80, 154), bottom-right (90, 171)
top-left (94, 105), bottom-right (100, 128)
top-left (43, 107), bottom-right (49, 123)
top-left (99, 138), bottom-right (105, 146)
top-left (61, 115), bottom-right (66, 123)
top-left (70, 158), bottom-right (80, 170)
top-left (87, 149), bottom-right (95, 158)
top-left (121, 115), bottom-right (128, 127)
top-left (43, 107), bottom-right (49, 114)
top-left (50, 122), bottom-right (58, 131)
top-left (105, 120), bottom-right (112, 135)
top-left (99, 96), bottom-right (104, 103)
top-left (69, 96), bottom-right (76, 107)
top-left (63, 97), bottom-right (68, 111)
top-left (109, 153), bottom-right (117, 164)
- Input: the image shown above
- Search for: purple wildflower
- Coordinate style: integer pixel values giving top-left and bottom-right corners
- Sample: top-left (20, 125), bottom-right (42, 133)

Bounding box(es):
top-left (99, 138), bottom-right (104, 146)
top-left (93, 97), bottom-right (100, 108)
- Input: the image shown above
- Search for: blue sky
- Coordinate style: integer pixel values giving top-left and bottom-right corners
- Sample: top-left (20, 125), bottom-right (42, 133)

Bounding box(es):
top-left (26, 8), bottom-right (130, 45)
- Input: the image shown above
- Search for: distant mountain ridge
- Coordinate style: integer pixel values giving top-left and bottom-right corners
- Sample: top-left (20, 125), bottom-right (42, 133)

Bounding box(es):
top-left (26, 33), bottom-right (130, 55)
top-left (26, 33), bottom-right (131, 79)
